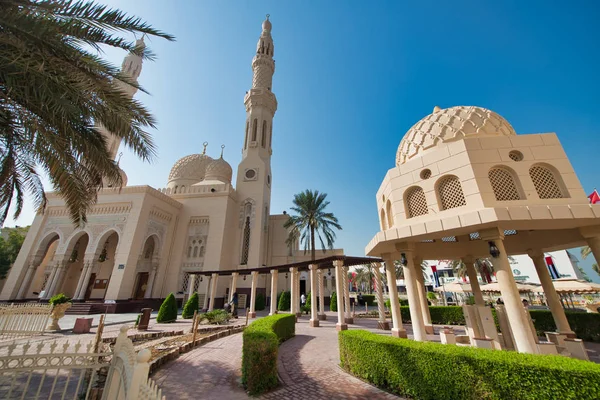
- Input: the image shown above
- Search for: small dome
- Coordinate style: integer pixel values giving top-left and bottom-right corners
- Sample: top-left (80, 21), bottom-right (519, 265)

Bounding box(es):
top-left (262, 15), bottom-right (272, 32)
top-left (168, 153), bottom-right (213, 184)
top-left (205, 156), bottom-right (233, 183)
top-left (396, 106), bottom-right (516, 166)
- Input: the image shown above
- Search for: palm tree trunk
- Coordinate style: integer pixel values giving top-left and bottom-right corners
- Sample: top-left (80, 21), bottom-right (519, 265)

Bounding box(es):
top-left (310, 225), bottom-right (316, 261)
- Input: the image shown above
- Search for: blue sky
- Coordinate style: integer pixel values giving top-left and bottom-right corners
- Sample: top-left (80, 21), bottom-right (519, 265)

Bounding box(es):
top-left (6, 1), bottom-right (600, 280)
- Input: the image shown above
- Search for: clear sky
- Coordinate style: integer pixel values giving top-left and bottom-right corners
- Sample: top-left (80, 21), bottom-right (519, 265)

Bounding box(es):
top-left (5, 0), bottom-right (600, 280)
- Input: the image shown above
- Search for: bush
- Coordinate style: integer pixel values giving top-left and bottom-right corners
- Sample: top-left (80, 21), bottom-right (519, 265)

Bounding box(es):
top-left (339, 329), bottom-right (600, 400)
top-left (385, 297), bottom-right (408, 309)
top-left (255, 292), bottom-right (266, 311)
top-left (182, 293), bottom-right (199, 319)
top-left (301, 292), bottom-right (312, 314)
top-left (277, 291), bottom-right (291, 311)
top-left (360, 294), bottom-right (376, 306)
top-left (49, 293), bottom-right (71, 306)
top-left (242, 314), bottom-right (295, 395)
top-left (156, 293), bottom-right (178, 323)
top-left (426, 292), bottom-right (437, 301)
top-left (330, 291), bottom-right (337, 312)
top-left (529, 310), bottom-right (600, 342)
top-left (199, 309), bottom-right (231, 325)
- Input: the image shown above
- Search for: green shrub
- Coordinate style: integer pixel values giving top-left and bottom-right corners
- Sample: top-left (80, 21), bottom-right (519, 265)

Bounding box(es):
top-left (330, 291), bottom-right (337, 312)
top-left (339, 329), bottom-right (600, 400)
top-left (385, 297), bottom-right (407, 309)
top-left (242, 314), bottom-right (295, 395)
top-left (156, 293), bottom-right (178, 323)
top-left (255, 292), bottom-right (266, 311)
top-left (301, 292), bottom-right (312, 314)
top-left (360, 294), bottom-right (376, 306)
top-left (49, 293), bottom-right (71, 306)
top-left (134, 314), bottom-right (140, 327)
top-left (199, 309), bottom-right (230, 325)
top-left (182, 293), bottom-right (199, 319)
top-left (426, 292), bottom-right (437, 301)
top-left (528, 310), bottom-right (600, 342)
top-left (277, 291), bottom-right (291, 311)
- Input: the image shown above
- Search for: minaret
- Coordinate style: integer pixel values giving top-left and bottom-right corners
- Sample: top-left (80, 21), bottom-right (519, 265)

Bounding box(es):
top-left (236, 16), bottom-right (277, 268)
top-left (99, 38), bottom-right (145, 161)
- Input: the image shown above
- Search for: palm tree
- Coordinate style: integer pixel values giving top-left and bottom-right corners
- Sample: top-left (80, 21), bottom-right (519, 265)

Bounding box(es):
top-left (393, 259), bottom-right (428, 280)
top-left (581, 246), bottom-right (592, 260)
top-left (448, 258), bottom-right (495, 283)
top-left (284, 190), bottom-right (342, 261)
top-left (0, 0), bottom-right (174, 225)
top-left (353, 264), bottom-right (375, 294)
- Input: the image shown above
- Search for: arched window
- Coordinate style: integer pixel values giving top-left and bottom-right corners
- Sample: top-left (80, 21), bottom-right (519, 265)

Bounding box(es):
top-left (241, 216), bottom-right (251, 264)
top-left (405, 186), bottom-right (429, 218)
top-left (261, 121), bottom-right (267, 148)
top-left (386, 200), bottom-right (394, 228)
top-left (174, 186), bottom-right (178, 194)
top-left (437, 175), bottom-right (467, 210)
top-left (252, 119), bottom-right (257, 142)
top-left (245, 120), bottom-right (249, 149)
top-left (187, 246), bottom-right (192, 258)
top-left (489, 167), bottom-right (522, 201)
top-left (380, 208), bottom-right (388, 230)
top-left (269, 124), bottom-right (273, 148)
top-left (193, 246), bottom-right (198, 258)
top-left (529, 164), bottom-right (565, 199)
top-left (200, 246), bottom-right (205, 257)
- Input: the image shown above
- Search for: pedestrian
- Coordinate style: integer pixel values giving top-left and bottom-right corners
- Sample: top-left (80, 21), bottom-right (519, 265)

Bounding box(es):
top-left (300, 293), bottom-right (306, 307)
top-left (228, 292), bottom-right (238, 318)
top-left (357, 292), bottom-right (363, 306)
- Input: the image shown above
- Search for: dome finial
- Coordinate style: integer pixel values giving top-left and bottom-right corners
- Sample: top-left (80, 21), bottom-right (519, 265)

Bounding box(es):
top-left (202, 141), bottom-right (208, 155)
top-left (262, 14), bottom-right (272, 32)
top-left (220, 144), bottom-right (225, 159)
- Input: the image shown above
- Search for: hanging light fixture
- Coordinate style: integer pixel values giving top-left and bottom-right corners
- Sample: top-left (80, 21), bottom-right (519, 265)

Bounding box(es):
top-left (400, 253), bottom-right (408, 266)
top-left (328, 268), bottom-right (331, 276)
top-left (285, 272), bottom-right (288, 279)
top-left (200, 276), bottom-right (203, 282)
top-left (243, 275), bottom-right (247, 281)
top-left (488, 241), bottom-right (500, 258)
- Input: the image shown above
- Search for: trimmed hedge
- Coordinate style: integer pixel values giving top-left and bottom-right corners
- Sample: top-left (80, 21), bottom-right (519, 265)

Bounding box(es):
top-left (182, 293), bottom-right (199, 319)
top-left (339, 329), bottom-right (600, 400)
top-left (156, 293), bottom-right (178, 323)
top-left (529, 310), bottom-right (600, 342)
top-left (242, 314), bottom-right (295, 395)
top-left (255, 292), bottom-right (266, 311)
top-left (330, 291), bottom-right (337, 312)
top-left (277, 291), bottom-right (291, 311)
top-left (359, 294), bottom-right (376, 306)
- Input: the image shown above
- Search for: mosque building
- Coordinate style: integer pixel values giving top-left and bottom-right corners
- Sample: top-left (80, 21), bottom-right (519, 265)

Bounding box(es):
top-left (0, 16), bottom-right (342, 312)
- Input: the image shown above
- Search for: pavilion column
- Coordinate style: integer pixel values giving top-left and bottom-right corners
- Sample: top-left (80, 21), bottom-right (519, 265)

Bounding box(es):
top-left (309, 265), bottom-right (319, 327)
top-left (528, 250), bottom-right (573, 335)
top-left (144, 260), bottom-right (159, 299)
top-left (343, 266), bottom-right (353, 324)
top-left (202, 275), bottom-right (211, 310)
top-left (295, 269), bottom-right (301, 317)
top-left (289, 268), bottom-right (296, 315)
top-left (208, 273), bottom-right (218, 312)
top-left (317, 269), bottom-right (326, 320)
top-left (463, 256), bottom-right (485, 307)
top-left (74, 260), bottom-right (94, 300)
top-left (229, 272), bottom-right (238, 303)
top-left (414, 256), bottom-right (433, 333)
top-left (374, 262), bottom-right (390, 330)
top-left (485, 234), bottom-right (538, 354)
top-left (334, 260), bottom-right (347, 330)
top-left (383, 254), bottom-right (406, 338)
top-left (584, 235), bottom-right (600, 266)
top-left (187, 274), bottom-right (197, 299)
top-left (249, 271), bottom-right (258, 318)
top-left (45, 258), bottom-right (67, 300)
top-left (269, 270), bottom-right (278, 315)
top-left (17, 264), bottom-right (38, 300)
top-left (403, 251), bottom-right (427, 341)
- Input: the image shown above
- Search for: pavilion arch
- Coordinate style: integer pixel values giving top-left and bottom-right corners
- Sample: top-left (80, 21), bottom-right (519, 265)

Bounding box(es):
top-left (90, 228), bottom-right (121, 260)
top-left (488, 165), bottom-right (524, 201)
top-left (529, 163), bottom-right (569, 199)
top-left (404, 186), bottom-right (429, 218)
top-left (62, 229), bottom-right (93, 259)
top-left (435, 175), bottom-right (467, 211)
top-left (31, 231), bottom-right (61, 266)
top-left (380, 208), bottom-right (388, 230)
top-left (385, 200), bottom-right (394, 228)
top-left (141, 234), bottom-right (160, 260)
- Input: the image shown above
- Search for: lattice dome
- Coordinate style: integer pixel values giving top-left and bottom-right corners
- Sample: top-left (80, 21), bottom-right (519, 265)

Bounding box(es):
top-left (168, 153), bottom-right (213, 184)
top-left (396, 106), bottom-right (517, 166)
top-left (205, 157), bottom-right (233, 183)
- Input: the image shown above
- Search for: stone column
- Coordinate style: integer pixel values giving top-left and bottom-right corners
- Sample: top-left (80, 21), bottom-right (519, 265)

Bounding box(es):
top-left (208, 273), bottom-right (218, 312)
top-left (229, 272), bottom-right (238, 303)
top-left (317, 269), bottom-right (326, 320)
top-left (295, 269), bottom-right (301, 317)
top-left (144, 262), bottom-right (159, 299)
top-left (464, 256), bottom-right (485, 307)
top-left (334, 260), bottom-right (347, 331)
top-left (187, 274), bottom-right (197, 299)
top-left (289, 267), bottom-right (297, 315)
top-left (343, 266), bottom-right (353, 324)
top-left (270, 270), bottom-right (278, 315)
top-left (17, 264), bottom-right (37, 300)
top-left (309, 265), bottom-right (319, 327)
top-left (485, 234), bottom-right (538, 354)
top-left (202, 275), bottom-right (211, 310)
top-left (585, 235), bottom-right (600, 265)
top-left (249, 271), bottom-right (258, 318)
top-left (528, 250), bottom-right (573, 335)
top-left (374, 262), bottom-right (389, 330)
top-left (414, 257), bottom-right (433, 334)
top-left (404, 252), bottom-right (427, 341)
top-left (383, 254), bottom-right (406, 338)
top-left (75, 261), bottom-right (94, 300)
top-left (45, 259), bottom-right (66, 299)
top-left (41, 264), bottom-right (58, 300)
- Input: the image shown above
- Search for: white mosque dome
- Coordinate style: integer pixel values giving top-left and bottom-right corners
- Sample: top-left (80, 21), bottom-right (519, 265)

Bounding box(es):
top-left (396, 106), bottom-right (517, 166)
top-left (205, 156), bottom-right (233, 183)
top-left (167, 153), bottom-right (213, 186)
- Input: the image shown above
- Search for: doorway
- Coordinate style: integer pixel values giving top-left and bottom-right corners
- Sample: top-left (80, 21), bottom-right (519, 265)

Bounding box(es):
top-left (134, 272), bottom-right (149, 300)
top-left (84, 273), bottom-right (96, 300)
top-left (300, 279), bottom-right (307, 296)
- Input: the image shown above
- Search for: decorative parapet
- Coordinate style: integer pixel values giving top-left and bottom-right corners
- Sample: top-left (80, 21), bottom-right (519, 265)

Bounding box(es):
top-left (156, 183), bottom-right (232, 197)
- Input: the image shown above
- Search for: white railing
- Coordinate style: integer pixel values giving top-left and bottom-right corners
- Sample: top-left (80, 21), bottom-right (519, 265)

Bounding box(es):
top-left (0, 303), bottom-right (52, 340)
top-left (0, 339), bottom-right (111, 399)
top-left (102, 326), bottom-right (164, 400)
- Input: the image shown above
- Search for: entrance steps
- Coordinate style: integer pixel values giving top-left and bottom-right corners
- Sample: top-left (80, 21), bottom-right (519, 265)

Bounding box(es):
top-left (65, 302), bottom-right (106, 315)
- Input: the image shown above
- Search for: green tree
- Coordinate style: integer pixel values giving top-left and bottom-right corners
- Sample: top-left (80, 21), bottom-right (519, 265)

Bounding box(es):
top-left (277, 290), bottom-right (291, 311)
top-left (330, 291), bottom-right (337, 312)
top-left (0, 0), bottom-right (174, 225)
top-left (353, 264), bottom-right (375, 294)
top-left (284, 190), bottom-right (342, 261)
top-left (392, 259), bottom-right (428, 280)
top-left (581, 246), bottom-right (600, 277)
top-left (0, 227), bottom-right (29, 279)
top-left (255, 292), bottom-right (266, 311)
top-left (182, 292), bottom-right (199, 319)
top-left (157, 293), bottom-right (178, 323)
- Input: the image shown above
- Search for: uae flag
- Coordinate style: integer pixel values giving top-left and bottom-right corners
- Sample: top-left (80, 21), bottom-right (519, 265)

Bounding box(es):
top-left (589, 189), bottom-right (600, 204)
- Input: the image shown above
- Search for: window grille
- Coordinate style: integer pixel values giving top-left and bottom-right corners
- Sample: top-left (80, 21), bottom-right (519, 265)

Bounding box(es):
top-left (420, 169), bottom-right (432, 180)
top-left (437, 176), bottom-right (467, 210)
top-left (529, 165), bottom-right (564, 199)
top-left (420, 239), bottom-right (435, 243)
top-left (241, 217), bottom-right (251, 264)
top-left (261, 121), bottom-right (267, 148)
top-left (181, 272), bottom-right (190, 292)
top-left (245, 121), bottom-right (249, 149)
top-left (469, 232), bottom-right (481, 240)
top-left (193, 276), bottom-right (201, 291)
top-left (386, 200), bottom-right (394, 228)
top-left (509, 150), bottom-right (524, 161)
top-left (252, 119), bottom-right (257, 141)
top-left (489, 168), bottom-right (521, 201)
top-left (441, 236), bottom-right (457, 242)
top-left (405, 186), bottom-right (428, 218)
top-left (504, 229), bottom-right (518, 236)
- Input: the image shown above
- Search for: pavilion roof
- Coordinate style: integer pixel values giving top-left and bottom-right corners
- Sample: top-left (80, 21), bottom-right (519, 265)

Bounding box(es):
top-left (189, 255), bottom-right (383, 276)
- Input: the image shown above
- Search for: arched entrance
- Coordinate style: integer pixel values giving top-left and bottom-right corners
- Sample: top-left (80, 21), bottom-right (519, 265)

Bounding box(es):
top-left (81, 231), bottom-right (119, 301)
top-left (132, 235), bottom-right (159, 299)
top-left (17, 232), bottom-right (60, 300)
top-left (58, 232), bottom-right (90, 298)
